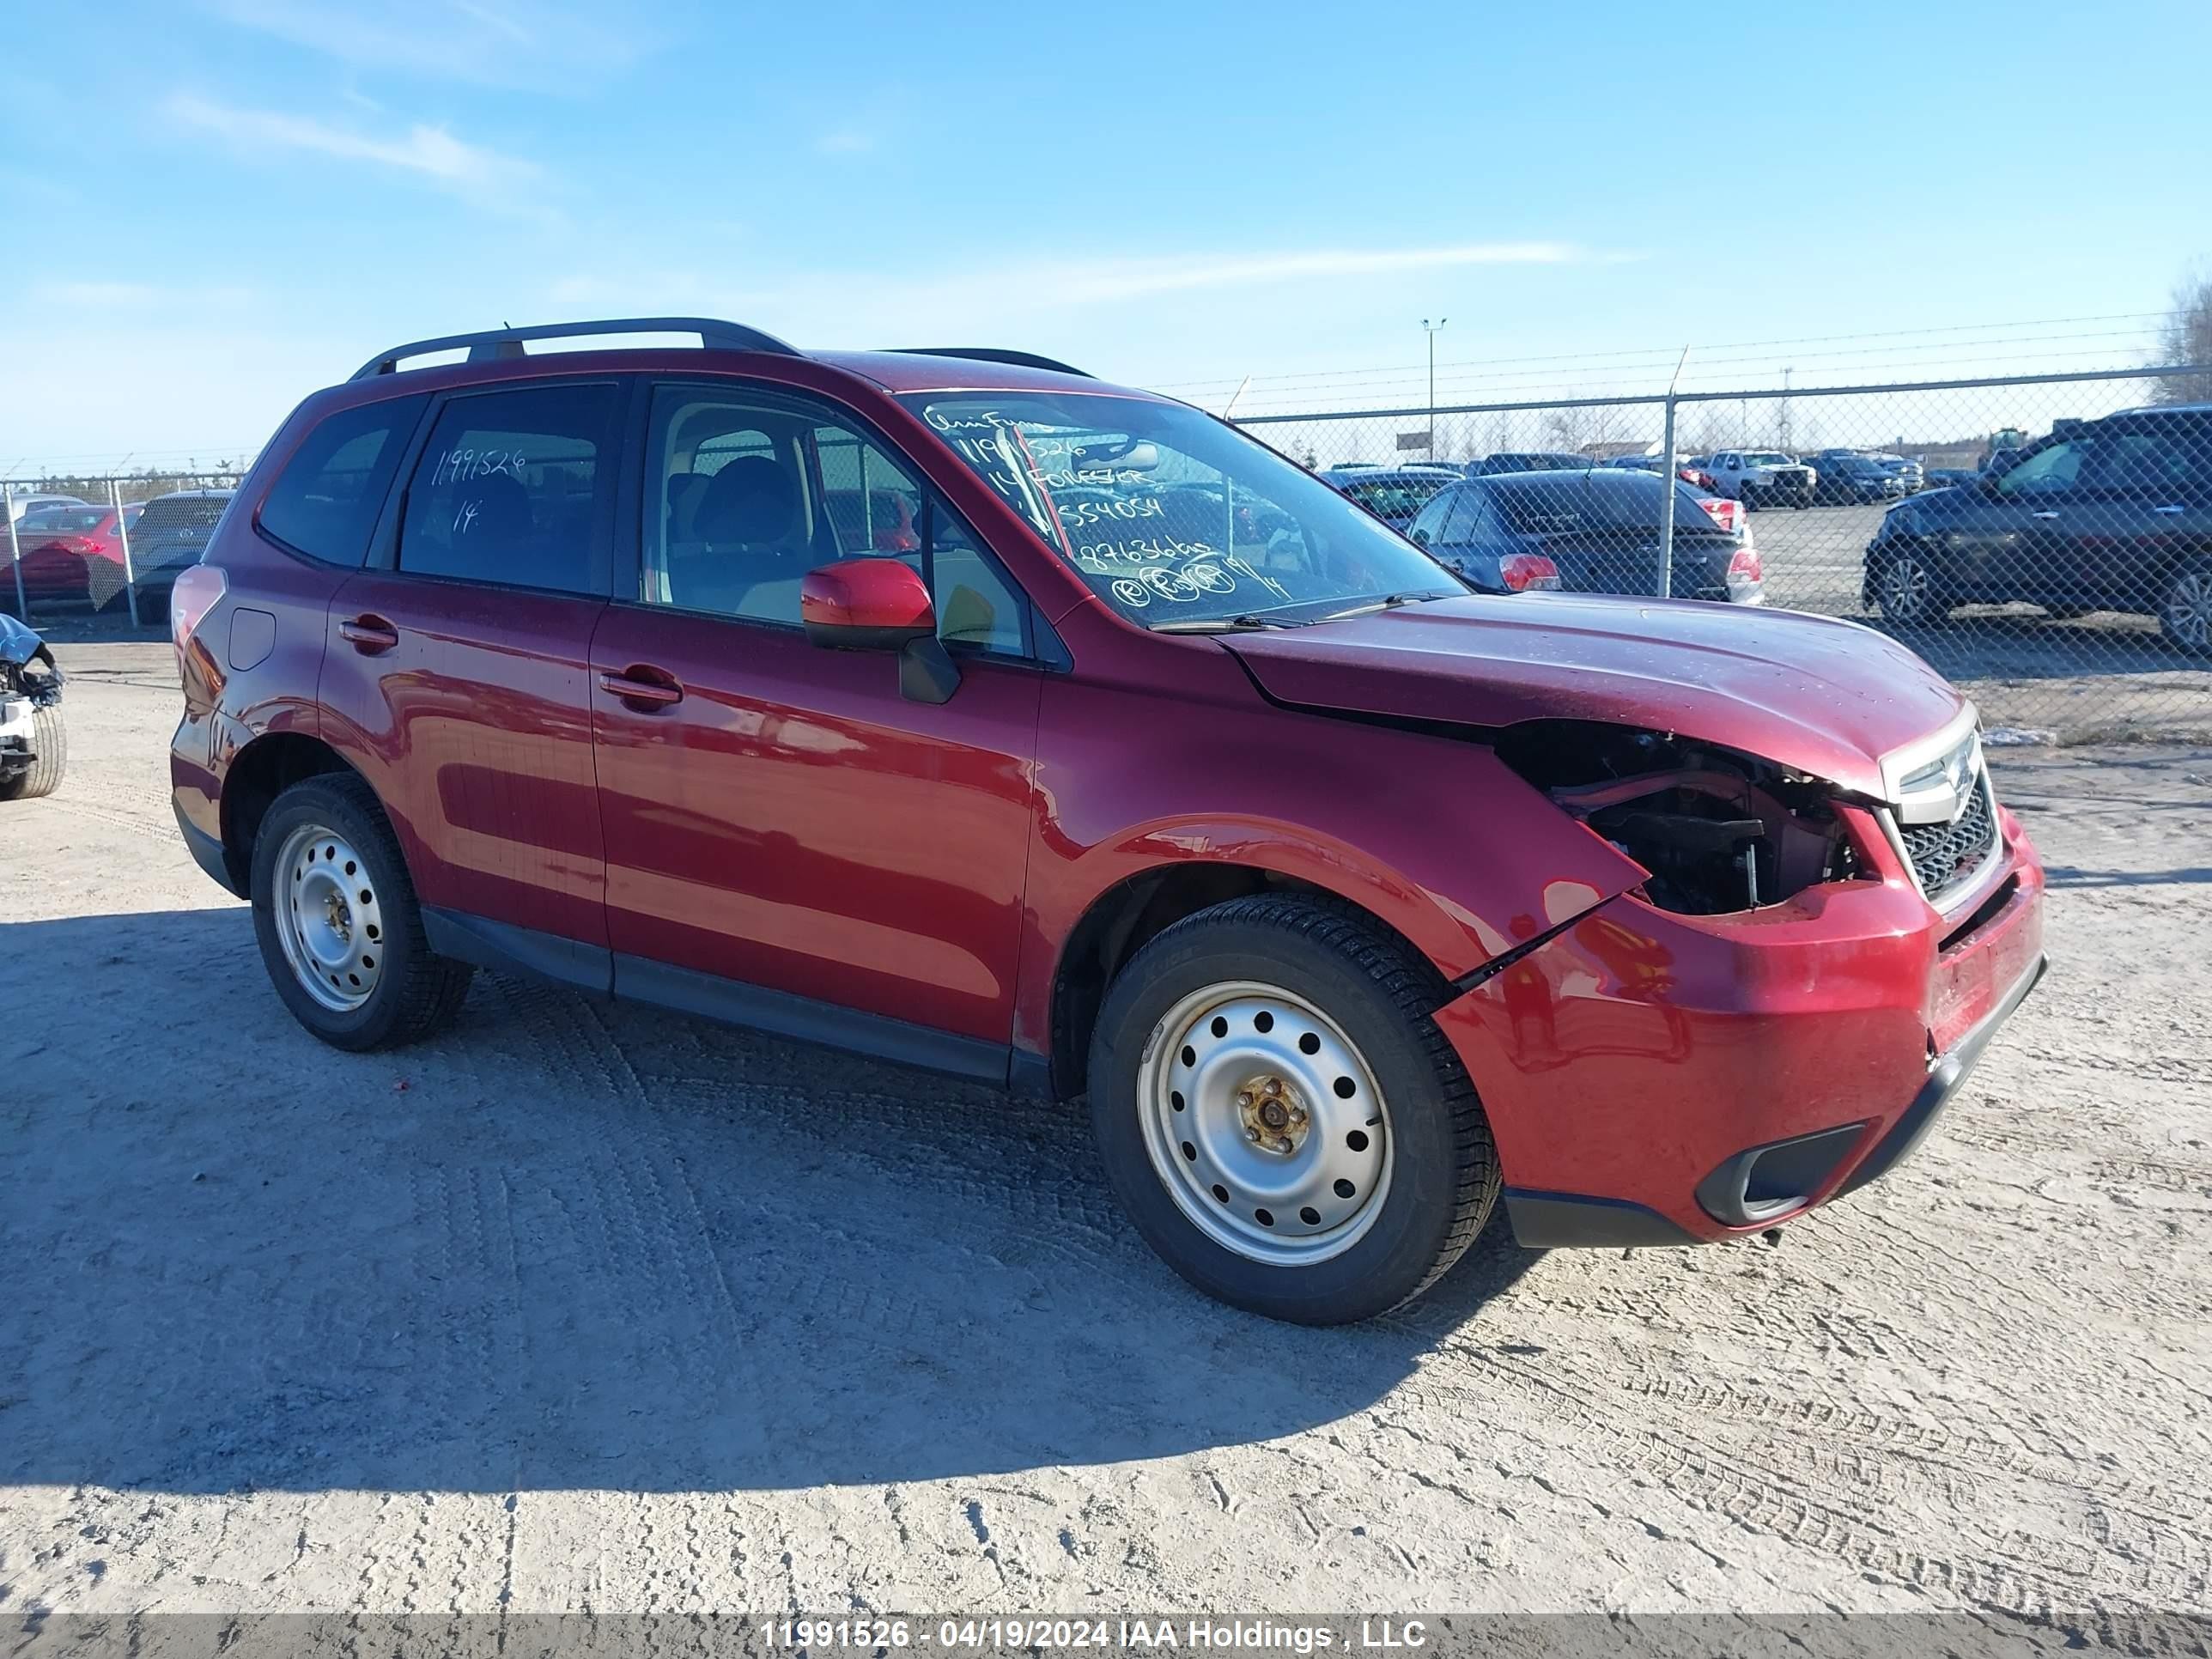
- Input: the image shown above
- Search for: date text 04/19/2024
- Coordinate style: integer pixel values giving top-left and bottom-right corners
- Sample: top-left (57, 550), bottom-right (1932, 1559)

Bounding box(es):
top-left (756, 1620), bottom-right (1431, 1651)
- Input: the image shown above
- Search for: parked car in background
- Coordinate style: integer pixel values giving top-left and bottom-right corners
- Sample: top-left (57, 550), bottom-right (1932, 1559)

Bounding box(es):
top-left (0, 503), bottom-right (142, 610)
top-left (1863, 403), bottom-right (2212, 651)
top-left (1871, 453), bottom-right (1924, 493)
top-left (1407, 468), bottom-right (1763, 604)
top-left (167, 317), bottom-right (2045, 1326)
top-left (1467, 451), bottom-right (1591, 477)
top-left (1318, 465), bottom-right (1456, 533)
top-left (1698, 450), bottom-right (1816, 509)
top-left (1808, 451), bottom-right (1906, 506)
top-left (125, 489), bottom-right (234, 620)
top-left (5, 492), bottom-right (89, 525)
top-left (1609, 453), bottom-right (1724, 493)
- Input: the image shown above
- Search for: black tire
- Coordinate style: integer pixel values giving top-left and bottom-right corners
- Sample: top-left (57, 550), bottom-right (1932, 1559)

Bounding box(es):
top-left (1087, 894), bottom-right (1501, 1325)
top-left (0, 702), bottom-right (64, 799)
top-left (250, 774), bottom-right (473, 1051)
top-left (135, 587), bottom-right (168, 626)
top-left (2160, 561), bottom-right (2212, 656)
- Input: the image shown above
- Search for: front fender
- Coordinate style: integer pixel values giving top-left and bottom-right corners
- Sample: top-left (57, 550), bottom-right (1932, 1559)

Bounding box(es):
top-left (1015, 654), bottom-right (1646, 1055)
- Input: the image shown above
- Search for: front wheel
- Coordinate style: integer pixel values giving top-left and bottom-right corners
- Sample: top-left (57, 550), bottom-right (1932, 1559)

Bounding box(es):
top-left (1088, 896), bottom-right (1501, 1324)
top-left (251, 774), bottom-right (473, 1050)
top-left (2161, 562), bottom-right (2212, 655)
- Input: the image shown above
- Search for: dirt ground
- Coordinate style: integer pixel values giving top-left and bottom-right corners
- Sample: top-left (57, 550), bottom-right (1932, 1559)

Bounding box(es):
top-left (3, 641), bottom-right (2209, 1631)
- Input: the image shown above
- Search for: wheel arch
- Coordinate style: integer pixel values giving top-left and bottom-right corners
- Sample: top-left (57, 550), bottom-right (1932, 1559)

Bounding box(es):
top-left (1043, 860), bottom-right (1439, 1102)
top-left (218, 731), bottom-right (366, 891)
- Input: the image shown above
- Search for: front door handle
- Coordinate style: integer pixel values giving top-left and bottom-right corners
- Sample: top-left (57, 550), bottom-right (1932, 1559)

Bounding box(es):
top-left (2030, 511), bottom-right (2061, 520)
top-left (599, 666), bottom-right (684, 708)
top-left (2154, 504), bottom-right (2185, 515)
top-left (338, 614), bottom-right (399, 653)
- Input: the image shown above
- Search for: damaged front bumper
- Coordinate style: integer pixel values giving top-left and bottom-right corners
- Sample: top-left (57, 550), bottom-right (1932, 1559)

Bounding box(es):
top-left (1434, 806), bottom-right (2047, 1249)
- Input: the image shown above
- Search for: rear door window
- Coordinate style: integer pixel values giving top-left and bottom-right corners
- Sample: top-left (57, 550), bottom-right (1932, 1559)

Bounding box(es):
top-left (397, 382), bottom-right (619, 594)
top-left (258, 395), bottom-right (426, 566)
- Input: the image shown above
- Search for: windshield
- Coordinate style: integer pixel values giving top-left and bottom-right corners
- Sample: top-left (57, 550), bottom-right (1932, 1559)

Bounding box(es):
top-left (902, 392), bottom-right (1465, 626)
top-left (16, 508), bottom-right (106, 532)
top-left (1741, 452), bottom-right (1794, 466)
top-left (1488, 472), bottom-right (1724, 536)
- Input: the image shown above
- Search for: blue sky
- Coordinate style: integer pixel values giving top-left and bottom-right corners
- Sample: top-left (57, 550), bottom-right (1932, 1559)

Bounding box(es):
top-left (3, 0), bottom-right (2208, 469)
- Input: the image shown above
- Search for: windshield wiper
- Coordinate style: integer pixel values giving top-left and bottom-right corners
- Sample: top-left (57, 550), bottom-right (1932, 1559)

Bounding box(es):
top-left (1312, 588), bottom-right (1457, 624)
top-left (1149, 612), bottom-right (1311, 633)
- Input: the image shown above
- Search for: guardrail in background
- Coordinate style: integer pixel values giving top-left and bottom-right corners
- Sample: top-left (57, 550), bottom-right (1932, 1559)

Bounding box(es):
top-left (1233, 362), bottom-right (2212, 740)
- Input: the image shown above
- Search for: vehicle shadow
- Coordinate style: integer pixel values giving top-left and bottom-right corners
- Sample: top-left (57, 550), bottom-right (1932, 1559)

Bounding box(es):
top-left (1861, 611), bottom-right (2208, 682)
top-left (1, 907), bottom-right (1540, 1498)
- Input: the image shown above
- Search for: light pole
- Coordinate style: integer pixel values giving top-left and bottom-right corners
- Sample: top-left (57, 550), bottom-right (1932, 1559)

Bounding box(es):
top-left (1422, 317), bottom-right (1447, 459)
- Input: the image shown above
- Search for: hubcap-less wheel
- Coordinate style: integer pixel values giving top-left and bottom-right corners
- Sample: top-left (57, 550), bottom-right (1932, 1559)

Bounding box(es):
top-left (2165, 569), bottom-right (2210, 651)
top-left (1138, 981), bottom-right (1391, 1267)
top-left (271, 822), bottom-right (386, 1012)
top-left (1881, 556), bottom-right (1933, 623)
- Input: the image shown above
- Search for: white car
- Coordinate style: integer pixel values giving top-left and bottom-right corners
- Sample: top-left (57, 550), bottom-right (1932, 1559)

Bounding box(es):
top-left (6, 492), bottom-right (90, 525)
top-left (1697, 450), bottom-right (1816, 510)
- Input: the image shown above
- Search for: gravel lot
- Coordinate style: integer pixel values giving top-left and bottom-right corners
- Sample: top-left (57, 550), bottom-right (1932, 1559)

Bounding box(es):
top-left (3, 641), bottom-right (2209, 1631)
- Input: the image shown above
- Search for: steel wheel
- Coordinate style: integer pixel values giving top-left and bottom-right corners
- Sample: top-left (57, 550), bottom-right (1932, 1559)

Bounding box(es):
top-left (1137, 980), bottom-right (1392, 1267)
top-left (2163, 568), bottom-right (2211, 653)
top-left (270, 821), bottom-right (386, 1012)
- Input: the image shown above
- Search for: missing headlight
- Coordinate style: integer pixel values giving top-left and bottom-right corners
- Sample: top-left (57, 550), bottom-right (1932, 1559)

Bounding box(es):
top-left (1495, 720), bottom-right (1863, 915)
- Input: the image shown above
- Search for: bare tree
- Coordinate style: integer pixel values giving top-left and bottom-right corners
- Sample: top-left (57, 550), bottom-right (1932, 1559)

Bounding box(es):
top-left (2154, 267), bottom-right (2212, 404)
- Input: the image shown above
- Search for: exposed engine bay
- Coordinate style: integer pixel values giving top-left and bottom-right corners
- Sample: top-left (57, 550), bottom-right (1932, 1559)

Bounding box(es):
top-left (1497, 720), bottom-right (1864, 915)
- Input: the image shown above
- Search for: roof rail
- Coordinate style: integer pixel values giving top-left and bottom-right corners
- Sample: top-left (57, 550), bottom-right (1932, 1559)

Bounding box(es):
top-left (888, 347), bottom-right (1092, 379)
top-left (349, 317), bottom-right (803, 381)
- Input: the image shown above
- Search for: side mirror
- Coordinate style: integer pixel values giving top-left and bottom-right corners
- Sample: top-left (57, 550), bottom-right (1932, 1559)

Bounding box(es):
top-left (799, 559), bottom-right (960, 704)
top-left (1411, 526), bottom-right (1431, 545)
top-left (802, 559), bottom-right (935, 649)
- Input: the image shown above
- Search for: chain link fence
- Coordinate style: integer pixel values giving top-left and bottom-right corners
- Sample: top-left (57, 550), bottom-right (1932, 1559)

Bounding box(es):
top-left (8, 367), bottom-right (2210, 738)
top-left (3, 471), bottom-right (242, 628)
top-left (1236, 363), bottom-right (2212, 740)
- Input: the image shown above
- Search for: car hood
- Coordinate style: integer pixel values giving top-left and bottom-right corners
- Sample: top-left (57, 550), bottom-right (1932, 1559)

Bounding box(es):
top-left (0, 612), bottom-right (51, 669)
top-left (1221, 595), bottom-right (1965, 800)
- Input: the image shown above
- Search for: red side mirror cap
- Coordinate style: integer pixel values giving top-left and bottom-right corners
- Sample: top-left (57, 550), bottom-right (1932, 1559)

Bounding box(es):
top-left (800, 560), bottom-right (937, 651)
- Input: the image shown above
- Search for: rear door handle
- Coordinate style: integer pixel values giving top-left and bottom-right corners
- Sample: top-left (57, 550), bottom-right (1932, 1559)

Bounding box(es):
top-left (338, 614), bottom-right (399, 653)
top-left (2030, 511), bottom-right (2061, 520)
top-left (598, 666), bottom-right (684, 708)
top-left (2154, 504), bottom-right (2185, 515)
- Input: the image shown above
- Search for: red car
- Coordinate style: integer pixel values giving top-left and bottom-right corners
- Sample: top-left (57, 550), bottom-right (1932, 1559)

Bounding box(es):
top-left (167, 319), bottom-right (2046, 1324)
top-left (4, 502), bottom-right (140, 609)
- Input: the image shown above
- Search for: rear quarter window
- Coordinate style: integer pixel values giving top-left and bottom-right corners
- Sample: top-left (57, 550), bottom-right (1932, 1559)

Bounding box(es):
top-left (258, 395), bottom-right (427, 566)
top-left (397, 382), bottom-right (620, 595)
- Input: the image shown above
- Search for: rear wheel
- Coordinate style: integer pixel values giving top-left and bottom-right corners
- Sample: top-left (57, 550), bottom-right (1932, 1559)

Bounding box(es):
top-left (2161, 562), bottom-right (2212, 655)
top-left (1875, 547), bottom-right (1949, 627)
top-left (1088, 895), bottom-right (1501, 1324)
top-left (0, 701), bottom-right (64, 800)
top-left (250, 775), bottom-right (473, 1050)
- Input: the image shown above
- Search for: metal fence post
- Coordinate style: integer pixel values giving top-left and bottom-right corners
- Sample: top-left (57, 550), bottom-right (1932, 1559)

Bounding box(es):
top-left (110, 477), bottom-right (142, 629)
top-left (1656, 392), bottom-right (1677, 600)
top-left (3, 485), bottom-right (27, 620)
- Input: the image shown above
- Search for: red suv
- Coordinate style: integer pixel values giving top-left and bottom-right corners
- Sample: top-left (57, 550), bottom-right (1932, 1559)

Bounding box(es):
top-left (168, 319), bottom-right (2047, 1324)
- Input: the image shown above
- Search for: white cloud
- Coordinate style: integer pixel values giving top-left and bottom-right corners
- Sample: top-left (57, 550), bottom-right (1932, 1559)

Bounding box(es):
top-left (815, 130), bottom-right (875, 155)
top-left (165, 93), bottom-right (544, 213)
top-left (204, 0), bottom-right (658, 89)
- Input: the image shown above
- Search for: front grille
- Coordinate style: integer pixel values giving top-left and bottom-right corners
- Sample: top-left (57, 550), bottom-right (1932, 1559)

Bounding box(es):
top-left (1899, 775), bottom-right (1997, 906)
